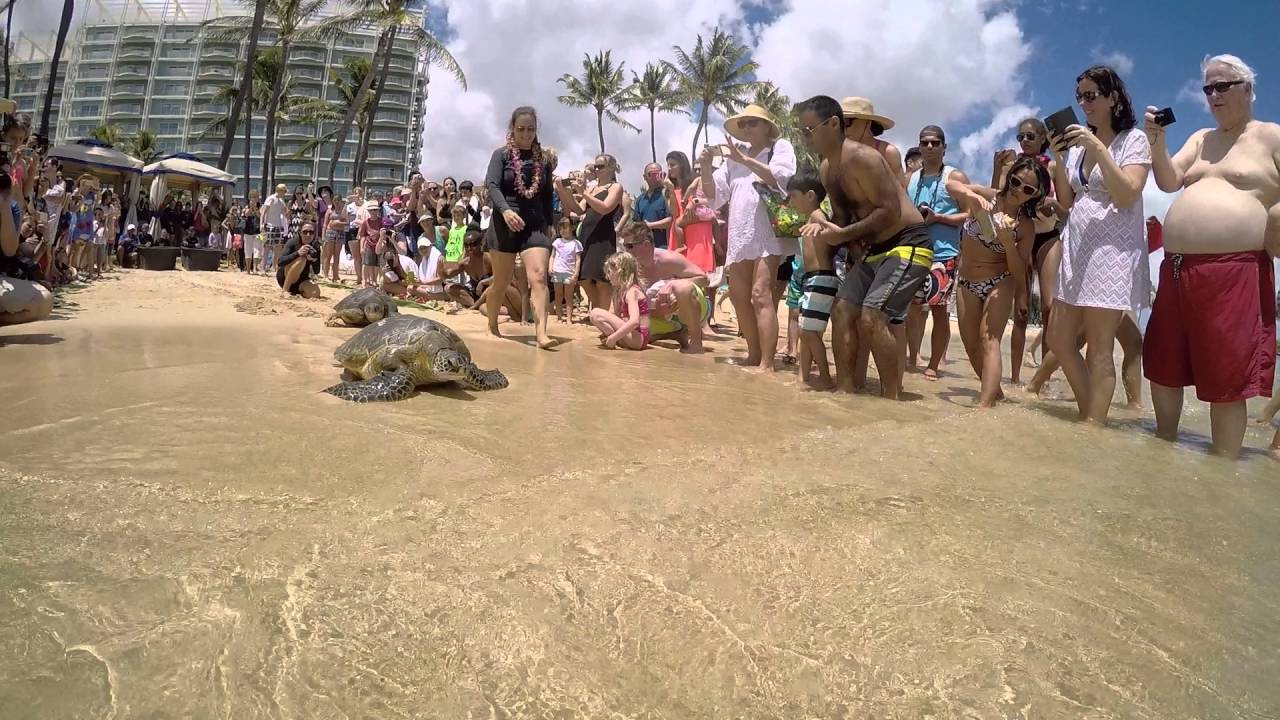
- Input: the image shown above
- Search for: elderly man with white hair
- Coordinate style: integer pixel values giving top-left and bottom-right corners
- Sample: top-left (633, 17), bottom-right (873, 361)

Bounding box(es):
top-left (1143, 53), bottom-right (1280, 459)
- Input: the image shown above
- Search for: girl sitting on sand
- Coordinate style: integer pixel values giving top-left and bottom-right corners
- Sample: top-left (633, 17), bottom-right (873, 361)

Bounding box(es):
top-left (589, 251), bottom-right (649, 350)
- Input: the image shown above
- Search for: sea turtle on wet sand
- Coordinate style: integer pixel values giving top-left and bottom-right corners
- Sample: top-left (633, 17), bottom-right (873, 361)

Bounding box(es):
top-left (325, 288), bottom-right (399, 327)
top-left (325, 314), bottom-right (509, 402)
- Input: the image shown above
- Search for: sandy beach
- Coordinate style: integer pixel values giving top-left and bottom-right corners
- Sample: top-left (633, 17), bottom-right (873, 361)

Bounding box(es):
top-left (1, 267), bottom-right (1278, 718)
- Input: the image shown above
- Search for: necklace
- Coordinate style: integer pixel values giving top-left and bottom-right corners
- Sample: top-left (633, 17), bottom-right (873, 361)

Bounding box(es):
top-left (507, 140), bottom-right (544, 199)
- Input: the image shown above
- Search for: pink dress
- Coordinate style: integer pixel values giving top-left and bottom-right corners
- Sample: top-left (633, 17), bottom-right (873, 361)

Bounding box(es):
top-left (1056, 129), bottom-right (1152, 312)
top-left (675, 186), bottom-right (716, 272)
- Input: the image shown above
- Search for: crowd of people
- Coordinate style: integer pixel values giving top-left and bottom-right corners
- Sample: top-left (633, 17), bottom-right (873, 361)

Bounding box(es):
top-left (1, 53), bottom-right (1277, 460)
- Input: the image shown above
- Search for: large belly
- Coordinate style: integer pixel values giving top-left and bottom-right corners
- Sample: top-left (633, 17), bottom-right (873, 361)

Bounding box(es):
top-left (1162, 180), bottom-right (1268, 253)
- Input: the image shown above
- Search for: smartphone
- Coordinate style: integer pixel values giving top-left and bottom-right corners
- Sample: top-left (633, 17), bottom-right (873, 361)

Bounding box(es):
top-left (1044, 106), bottom-right (1080, 138)
top-left (1153, 107), bottom-right (1176, 127)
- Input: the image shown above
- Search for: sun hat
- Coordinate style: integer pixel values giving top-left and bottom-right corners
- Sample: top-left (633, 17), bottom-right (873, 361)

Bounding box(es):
top-left (840, 97), bottom-right (895, 132)
top-left (724, 104), bottom-right (780, 142)
top-left (364, 200), bottom-right (381, 212)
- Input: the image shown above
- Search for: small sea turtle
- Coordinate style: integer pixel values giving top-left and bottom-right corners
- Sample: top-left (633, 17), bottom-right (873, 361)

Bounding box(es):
top-left (325, 314), bottom-right (509, 402)
top-left (325, 288), bottom-right (399, 328)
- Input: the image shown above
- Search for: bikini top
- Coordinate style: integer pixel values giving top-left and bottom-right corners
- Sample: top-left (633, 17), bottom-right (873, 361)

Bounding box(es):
top-left (962, 217), bottom-right (1004, 254)
top-left (620, 289), bottom-right (650, 320)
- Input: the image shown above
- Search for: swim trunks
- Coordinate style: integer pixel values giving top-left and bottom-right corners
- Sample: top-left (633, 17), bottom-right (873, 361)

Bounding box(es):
top-left (1144, 250), bottom-right (1275, 404)
top-left (913, 257), bottom-right (957, 307)
top-left (836, 223), bottom-right (933, 323)
top-left (798, 270), bottom-right (839, 333)
top-left (649, 284), bottom-right (711, 336)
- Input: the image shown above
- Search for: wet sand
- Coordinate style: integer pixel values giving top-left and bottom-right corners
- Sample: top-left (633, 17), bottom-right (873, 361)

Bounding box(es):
top-left (1, 268), bottom-right (1278, 718)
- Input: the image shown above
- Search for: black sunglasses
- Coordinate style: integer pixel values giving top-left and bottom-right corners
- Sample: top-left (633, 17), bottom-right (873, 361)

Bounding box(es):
top-left (1075, 90), bottom-right (1103, 103)
top-left (1202, 80), bottom-right (1245, 96)
top-left (919, 139), bottom-right (943, 148)
top-left (1016, 132), bottom-right (1039, 142)
top-left (1008, 175), bottom-right (1038, 196)
top-left (301, 229), bottom-right (315, 235)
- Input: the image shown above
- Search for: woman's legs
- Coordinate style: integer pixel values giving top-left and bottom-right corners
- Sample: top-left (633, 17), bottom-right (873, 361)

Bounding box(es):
top-left (956, 285), bottom-right (984, 385)
top-left (521, 246), bottom-right (552, 348)
top-left (485, 250), bottom-right (517, 336)
top-left (1046, 302), bottom-right (1088, 417)
top-left (751, 256), bottom-right (783, 371)
top-left (1117, 313), bottom-right (1144, 409)
top-left (726, 261), bottom-right (758, 364)
top-left (347, 239), bottom-right (362, 283)
top-left (1080, 307), bottom-right (1124, 424)
top-left (1026, 241), bottom-right (1061, 391)
top-left (979, 280), bottom-right (1016, 408)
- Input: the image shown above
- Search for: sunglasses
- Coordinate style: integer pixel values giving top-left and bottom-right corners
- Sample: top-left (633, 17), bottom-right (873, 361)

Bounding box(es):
top-left (919, 139), bottom-right (943, 148)
top-left (800, 116), bottom-right (837, 137)
top-left (1016, 132), bottom-right (1039, 142)
top-left (301, 230), bottom-right (315, 235)
top-left (1202, 80), bottom-right (1245, 96)
top-left (1008, 175), bottom-right (1038, 196)
top-left (1075, 90), bottom-right (1104, 103)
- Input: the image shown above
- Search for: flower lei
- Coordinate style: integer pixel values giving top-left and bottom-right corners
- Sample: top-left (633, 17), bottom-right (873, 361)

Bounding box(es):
top-left (506, 136), bottom-right (544, 200)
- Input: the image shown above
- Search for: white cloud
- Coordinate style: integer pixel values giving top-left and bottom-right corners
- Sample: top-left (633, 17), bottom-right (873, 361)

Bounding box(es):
top-left (952, 103), bottom-right (1038, 180)
top-left (1176, 78), bottom-right (1208, 113)
top-left (1091, 49), bottom-right (1135, 78)
top-left (422, 0), bottom-right (1036, 192)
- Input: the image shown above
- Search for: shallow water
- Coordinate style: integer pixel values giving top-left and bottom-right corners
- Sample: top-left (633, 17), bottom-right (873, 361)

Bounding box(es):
top-left (1, 271), bottom-right (1278, 718)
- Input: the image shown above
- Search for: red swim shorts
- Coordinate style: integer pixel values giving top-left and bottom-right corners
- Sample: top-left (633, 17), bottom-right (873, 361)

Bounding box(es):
top-left (1144, 251), bottom-right (1276, 404)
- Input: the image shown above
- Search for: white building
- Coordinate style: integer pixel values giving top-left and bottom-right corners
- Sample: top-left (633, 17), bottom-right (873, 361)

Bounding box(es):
top-left (8, 0), bottom-right (430, 198)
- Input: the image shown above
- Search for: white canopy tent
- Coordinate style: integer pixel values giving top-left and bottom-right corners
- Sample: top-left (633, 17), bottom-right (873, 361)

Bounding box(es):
top-left (143, 155), bottom-right (238, 240)
top-left (48, 141), bottom-right (145, 228)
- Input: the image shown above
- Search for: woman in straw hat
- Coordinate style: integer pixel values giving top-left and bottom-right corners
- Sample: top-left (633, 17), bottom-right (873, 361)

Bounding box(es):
top-left (841, 97), bottom-right (907, 189)
top-left (697, 103), bottom-right (797, 372)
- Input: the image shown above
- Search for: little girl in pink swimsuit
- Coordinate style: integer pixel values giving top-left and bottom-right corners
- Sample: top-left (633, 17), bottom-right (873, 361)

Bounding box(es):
top-left (588, 250), bottom-right (650, 350)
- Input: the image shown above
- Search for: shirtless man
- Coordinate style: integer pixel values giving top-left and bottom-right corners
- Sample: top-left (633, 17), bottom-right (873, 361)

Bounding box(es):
top-left (1143, 54), bottom-right (1279, 459)
top-left (617, 218), bottom-right (710, 353)
top-left (795, 95), bottom-right (930, 399)
top-left (842, 97), bottom-right (908, 189)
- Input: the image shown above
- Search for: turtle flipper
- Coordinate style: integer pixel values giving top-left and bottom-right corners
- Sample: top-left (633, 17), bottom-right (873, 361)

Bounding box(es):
top-left (325, 369), bottom-right (417, 402)
top-left (460, 364), bottom-right (509, 391)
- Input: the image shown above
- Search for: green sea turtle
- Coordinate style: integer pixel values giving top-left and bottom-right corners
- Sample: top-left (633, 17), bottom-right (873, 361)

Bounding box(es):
top-left (325, 288), bottom-right (399, 327)
top-left (325, 314), bottom-right (509, 402)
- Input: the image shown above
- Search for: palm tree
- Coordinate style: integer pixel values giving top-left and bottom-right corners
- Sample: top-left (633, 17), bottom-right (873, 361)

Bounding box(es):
top-left (38, 0), bottom-right (74, 140)
top-left (750, 81), bottom-right (816, 169)
top-left (618, 62), bottom-right (688, 163)
top-left (4, 0), bottom-right (16, 98)
top-left (198, 0), bottom-right (268, 171)
top-left (557, 50), bottom-right (639, 154)
top-left (195, 49), bottom-right (285, 196)
top-left (202, 0), bottom-right (326, 196)
top-left (313, 0), bottom-right (465, 188)
top-left (90, 123), bottom-right (124, 146)
top-left (126, 129), bottom-right (164, 164)
top-left (288, 57), bottom-right (373, 162)
top-left (665, 28), bottom-right (761, 160)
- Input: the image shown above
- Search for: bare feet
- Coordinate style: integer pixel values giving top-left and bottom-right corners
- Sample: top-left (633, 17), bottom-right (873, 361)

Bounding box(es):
top-left (537, 336), bottom-right (554, 350)
top-left (922, 368), bottom-right (941, 381)
top-left (488, 319), bottom-right (502, 338)
top-left (804, 376), bottom-right (835, 392)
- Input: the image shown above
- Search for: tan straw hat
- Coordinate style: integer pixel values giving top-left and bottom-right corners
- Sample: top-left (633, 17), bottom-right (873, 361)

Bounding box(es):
top-left (840, 97), bottom-right (895, 132)
top-left (724, 104), bottom-right (780, 142)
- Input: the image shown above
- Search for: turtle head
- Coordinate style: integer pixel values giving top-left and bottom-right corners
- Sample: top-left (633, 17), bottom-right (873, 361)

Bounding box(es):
top-left (431, 349), bottom-right (467, 380)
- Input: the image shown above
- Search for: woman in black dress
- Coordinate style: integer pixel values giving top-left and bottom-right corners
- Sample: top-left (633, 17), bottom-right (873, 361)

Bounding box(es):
top-left (484, 105), bottom-right (555, 348)
top-left (554, 154), bottom-right (623, 311)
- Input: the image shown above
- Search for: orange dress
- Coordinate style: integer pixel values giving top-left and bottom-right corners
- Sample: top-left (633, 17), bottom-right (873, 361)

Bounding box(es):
top-left (675, 185), bottom-right (716, 273)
